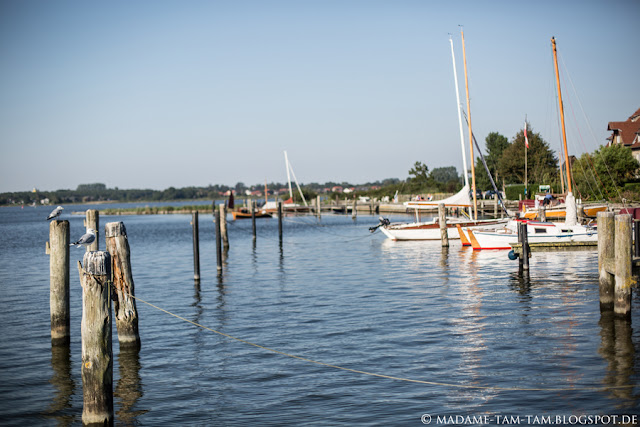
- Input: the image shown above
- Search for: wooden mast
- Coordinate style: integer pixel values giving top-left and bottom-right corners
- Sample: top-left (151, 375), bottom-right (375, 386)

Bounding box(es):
top-left (461, 28), bottom-right (477, 220)
top-left (551, 36), bottom-right (572, 194)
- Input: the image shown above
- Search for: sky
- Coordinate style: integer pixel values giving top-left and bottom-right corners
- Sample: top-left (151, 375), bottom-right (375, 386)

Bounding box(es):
top-left (1, 0), bottom-right (638, 193)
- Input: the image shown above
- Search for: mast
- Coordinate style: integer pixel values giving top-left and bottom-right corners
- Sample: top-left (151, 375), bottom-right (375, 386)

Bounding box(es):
top-left (449, 36), bottom-right (470, 190)
top-left (284, 150), bottom-right (293, 200)
top-left (551, 37), bottom-right (572, 194)
top-left (461, 27), bottom-right (477, 220)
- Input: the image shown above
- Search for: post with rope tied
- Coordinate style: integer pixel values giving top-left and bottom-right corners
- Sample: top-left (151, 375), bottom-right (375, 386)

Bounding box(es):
top-left (105, 221), bottom-right (141, 348)
top-left (78, 251), bottom-right (113, 425)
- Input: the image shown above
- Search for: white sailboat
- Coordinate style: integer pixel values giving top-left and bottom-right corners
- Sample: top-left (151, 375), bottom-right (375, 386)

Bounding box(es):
top-left (263, 151), bottom-right (311, 215)
top-left (378, 34), bottom-right (507, 241)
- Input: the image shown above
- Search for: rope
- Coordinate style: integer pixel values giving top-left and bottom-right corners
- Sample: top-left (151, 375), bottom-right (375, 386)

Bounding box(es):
top-left (130, 294), bottom-right (636, 393)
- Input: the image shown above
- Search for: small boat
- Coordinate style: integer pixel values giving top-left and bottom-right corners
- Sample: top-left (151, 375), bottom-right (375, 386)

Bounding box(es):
top-left (520, 202), bottom-right (607, 220)
top-left (231, 207), bottom-right (272, 220)
top-left (377, 215), bottom-right (508, 241)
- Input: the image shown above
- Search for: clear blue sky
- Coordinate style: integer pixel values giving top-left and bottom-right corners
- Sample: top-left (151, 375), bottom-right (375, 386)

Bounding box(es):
top-left (1, 0), bottom-right (638, 193)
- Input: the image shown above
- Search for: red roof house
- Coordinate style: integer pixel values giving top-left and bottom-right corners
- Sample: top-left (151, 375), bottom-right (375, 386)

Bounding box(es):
top-left (607, 107), bottom-right (640, 160)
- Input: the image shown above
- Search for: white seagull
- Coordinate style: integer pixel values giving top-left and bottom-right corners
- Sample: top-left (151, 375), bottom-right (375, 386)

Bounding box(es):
top-left (70, 228), bottom-right (96, 248)
top-left (47, 206), bottom-right (64, 220)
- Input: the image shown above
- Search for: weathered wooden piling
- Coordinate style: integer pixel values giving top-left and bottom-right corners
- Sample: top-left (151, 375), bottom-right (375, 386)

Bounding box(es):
top-left (352, 198), bottom-right (357, 219)
top-left (105, 222), bottom-right (141, 348)
top-left (316, 195), bottom-right (321, 218)
top-left (277, 201), bottom-right (283, 243)
top-left (49, 220), bottom-right (70, 345)
top-left (218, 204), bottom-right (229, 249)
top-left (493, 196), bottom-right (498, 218)
top-left (597, 212), bottom-right (615, 310)
top-left (85, 209), bottom-right (99, 251)
top-left (517, 222), bottom-right (530, 273)
top-left (79, 251), bottom-right (113, 425)
top-left (438, 203), bottom-right (449, 247)
top-left (538, 205), bottom-right (546, 222)
top-left (191, 212), bottom-right (200, 281)
top-left (215, 208), bottom-right (222, 272)
top-left (251, 200), bottom-right (257, 241)
top-left (614, 214), bottom-right (632, 318)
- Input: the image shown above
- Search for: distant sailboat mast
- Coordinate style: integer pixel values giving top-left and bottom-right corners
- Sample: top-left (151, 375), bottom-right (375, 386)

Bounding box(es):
top-left (449, 36), bottom-right (469, 190)
top-left (283, 150), bottom-right (309, 207)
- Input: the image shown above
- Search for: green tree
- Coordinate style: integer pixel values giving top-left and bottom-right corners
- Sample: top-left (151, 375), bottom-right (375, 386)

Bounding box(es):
top-left (474, 132), bottom-right (509, 190)
top-left (571, 144), bottom-right (639, 201)
top-left (498, 125), bottom-right (558, 185)
top-left (431, 166), bottom-right (459, 184)
top-left (408, 161), bottom-right (429, 183)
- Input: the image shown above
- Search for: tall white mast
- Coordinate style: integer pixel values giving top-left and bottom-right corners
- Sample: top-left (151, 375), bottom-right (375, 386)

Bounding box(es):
top-left (449, 35), bottom-right (469, 189)
top-left (284, 150), bottom-right (293, 200)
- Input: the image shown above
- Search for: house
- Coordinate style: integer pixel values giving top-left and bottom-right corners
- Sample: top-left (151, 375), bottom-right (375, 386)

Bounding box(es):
top-left (607, 107), bottom-right (640, 161)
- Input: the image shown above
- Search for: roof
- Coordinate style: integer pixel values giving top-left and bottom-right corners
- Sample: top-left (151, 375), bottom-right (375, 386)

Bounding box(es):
top-left (608, 107), bottom-right (640, 148)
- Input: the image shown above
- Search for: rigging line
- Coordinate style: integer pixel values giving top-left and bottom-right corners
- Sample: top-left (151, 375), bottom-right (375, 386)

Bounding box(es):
top-left (559, 53), bottom-right (623, 202)
top-left (129, 293), bottom-right (637, 393)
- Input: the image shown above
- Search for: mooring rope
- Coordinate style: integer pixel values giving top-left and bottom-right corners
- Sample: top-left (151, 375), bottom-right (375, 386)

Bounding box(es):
top-left (129, 294), bottom-right (635, 392)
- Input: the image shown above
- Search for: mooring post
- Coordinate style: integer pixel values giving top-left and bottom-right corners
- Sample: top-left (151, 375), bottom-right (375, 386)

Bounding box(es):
top-left (218, 204), bottom-right (229, 249)
top-left (85, 209), bottom-right (99, 251)
top-left (598, 212), bottom-right (615, 310)
top-left (352, 198), bottom-right (357, 219)
top-left (538, 204), bottom-right (546, 222)
top-left (79, 251), bottom-right (113, 425)
top-left (316, 195), bottom-right (321, 218)
top-left (277, 200), bottom-right (283, 243)
top-left (438, 203), bottom-right (449, 247)
top-left (49, 220), bottom-right (70, 345)
top-left (493, 196), bottom-right (498, 218)
top-left (191, 212), bottom-right (200, 281)
top-left (105, 222), bottom-right (141, 348)
top-left (634, 219), bottom-right (640, 258)
top-left (577, 202), bottom-right (584, 224)
top-left (214, 208), bottom-right (223, 272)
top-left (614, 214), bottom-right (632, 318)
top-left (251, 200), bottom-right (257, 241)
top-left (521, 222), bottom-right (530, 271)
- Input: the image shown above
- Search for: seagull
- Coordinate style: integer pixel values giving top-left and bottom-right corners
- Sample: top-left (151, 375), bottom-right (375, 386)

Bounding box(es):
top-left (47, 206), bottom-right (64, 220)
top-left (70, 228), bottom-right (96, 248)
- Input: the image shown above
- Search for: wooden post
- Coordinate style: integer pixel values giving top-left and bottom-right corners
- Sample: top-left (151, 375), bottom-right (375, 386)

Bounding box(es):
top-left (614, 214), bottom-right (632, 318)
top-left (105, 222), bottom-right (141, 349)
top-left (85, 209), bottom-right (99, 251)
top-left (191, 212), bottom-right (200, 281)
top-left (493, 196), bottom-right (498, 218)
top-left (577, 202), bottom-right (584, 224)
top-left (79, 251), bottom-right (113, 425)
top-left (352, 198), bottom-right (357, 219)
top-left (49, 220), bottom-right (70, 345)
top-left (251, 200), bottom-right (257, 241)
top-left (598, 212), bottom-right (615, 310)
top-left (215, 208), bottom-right (222, 272)
top-left (438, 203), bottom-right (449, 247)
top-left (218, 204), bottom-right (229, 249)
top-left (521, 222), bottom-right (530, 271)
top-left (277, 200), bottom-right (283, 243)
top-left (316, 195), bottom-right (321, 218)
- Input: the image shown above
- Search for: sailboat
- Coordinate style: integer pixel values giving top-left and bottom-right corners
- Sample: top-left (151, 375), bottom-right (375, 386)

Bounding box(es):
top-left (461, 37), bottom-right (599, 250)
top-left (262, 151), bottom-right (311, 215)
top-left (377, 33), bottom-right (507, 241)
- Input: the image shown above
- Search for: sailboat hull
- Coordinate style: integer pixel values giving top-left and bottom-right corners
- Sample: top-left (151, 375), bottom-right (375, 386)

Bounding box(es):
top-left (381, 218), bottom-right (507, 241)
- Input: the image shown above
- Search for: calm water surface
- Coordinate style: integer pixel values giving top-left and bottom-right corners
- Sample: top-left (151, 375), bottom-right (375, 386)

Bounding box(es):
top-left (0, 204), bottom-right (638, 426)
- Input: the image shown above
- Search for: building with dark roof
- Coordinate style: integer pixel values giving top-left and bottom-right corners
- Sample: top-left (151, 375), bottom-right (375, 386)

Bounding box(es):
top-left (607, 107), bottom-right (640, 161)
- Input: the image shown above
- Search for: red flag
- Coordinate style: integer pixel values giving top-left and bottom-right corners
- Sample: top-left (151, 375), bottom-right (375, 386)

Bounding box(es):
top-left (524, 121), bottom-right (529, 149)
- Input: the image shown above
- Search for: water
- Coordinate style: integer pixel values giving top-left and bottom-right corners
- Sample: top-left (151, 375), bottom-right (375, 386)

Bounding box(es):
top-left (0, 204), bottom-right (639, 426)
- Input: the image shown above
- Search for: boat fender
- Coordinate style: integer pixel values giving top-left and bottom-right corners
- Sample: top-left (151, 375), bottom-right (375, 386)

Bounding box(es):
top-left (508, 250), bottom-right (519, 261)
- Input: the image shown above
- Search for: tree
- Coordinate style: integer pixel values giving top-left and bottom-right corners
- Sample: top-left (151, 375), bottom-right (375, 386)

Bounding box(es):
top-left (498, 125), bottom-right (558, 185)
top-left (431, 166), bottom-right (459, 184)
top-left (408, 161), bottom-right (429, 183)
top-left (571, 144), bottom-right (640, 201)
top-left (475, 132), bottom-right (509, 190)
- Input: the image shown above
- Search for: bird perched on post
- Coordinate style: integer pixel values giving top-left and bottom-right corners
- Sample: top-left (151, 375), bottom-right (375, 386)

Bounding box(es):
top-left (47, 206), bottom-right (64, 220)
top-left (70, 228), bottom-right (96, 248)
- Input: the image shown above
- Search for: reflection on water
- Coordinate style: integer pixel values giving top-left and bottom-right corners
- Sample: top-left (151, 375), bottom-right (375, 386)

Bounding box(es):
top-left (45, 344), bottom-right (76, 425)
top-left (599, 311), bottom-right (638, 408)
top-left (114, 348), bottom-right (146, 425)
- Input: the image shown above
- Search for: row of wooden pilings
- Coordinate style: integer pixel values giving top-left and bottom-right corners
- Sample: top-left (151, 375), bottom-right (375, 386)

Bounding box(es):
top-left (47, 209), bottom-right (140, 425)
top-left (191, 201), bottom-right (286, 280)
